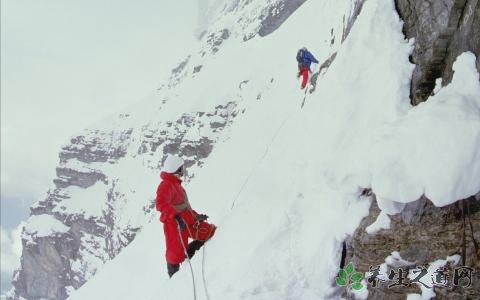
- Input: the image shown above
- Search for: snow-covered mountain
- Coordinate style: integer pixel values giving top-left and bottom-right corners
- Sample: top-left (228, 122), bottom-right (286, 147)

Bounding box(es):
top-left (7, 0), bottom-right (480, 299)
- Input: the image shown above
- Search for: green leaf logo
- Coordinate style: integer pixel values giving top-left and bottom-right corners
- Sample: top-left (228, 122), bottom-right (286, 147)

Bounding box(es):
top-left (351, 272), bottom-right (363, 282)
top-left (346, 263), bottom-right (354, 274)
top-left (351, 282), bottom-right (363, 290)
top-left (336, 278), bottom-right (347, 286)
top-left (335, 262), bottom-right (364, 290)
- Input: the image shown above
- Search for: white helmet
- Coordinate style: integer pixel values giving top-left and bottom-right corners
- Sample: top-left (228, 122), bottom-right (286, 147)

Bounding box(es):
top-left (163, 154), bottom-right (184, 173)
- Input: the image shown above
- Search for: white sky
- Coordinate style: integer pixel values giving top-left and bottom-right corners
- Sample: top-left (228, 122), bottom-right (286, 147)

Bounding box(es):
top-left (1, 0), bottom-right (198, 292)
top-left (1, 0), bottom-right (198, 225)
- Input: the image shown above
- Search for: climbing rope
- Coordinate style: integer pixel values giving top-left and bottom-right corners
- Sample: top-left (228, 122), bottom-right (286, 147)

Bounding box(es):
top-left (176, 223), bottom-right (197, 300)
top-left (202, 243), bottom-right (211, 300)
top-left (231, 114), bottom-right (293, 209)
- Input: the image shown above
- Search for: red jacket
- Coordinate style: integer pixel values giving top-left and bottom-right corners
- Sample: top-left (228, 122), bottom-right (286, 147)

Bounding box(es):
top-left (156, 172), bottom-right (196, 224)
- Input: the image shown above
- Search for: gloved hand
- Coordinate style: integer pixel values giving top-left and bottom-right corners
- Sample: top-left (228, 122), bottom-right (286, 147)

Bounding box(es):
top-left (196, 213), bottom-right (209, 222)
top-left (175, 214), bottom-right (186, 230)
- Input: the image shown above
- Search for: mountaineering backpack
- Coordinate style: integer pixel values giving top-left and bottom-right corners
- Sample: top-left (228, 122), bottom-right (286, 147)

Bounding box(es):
top-left (296, 49), bottom-right (305, 64)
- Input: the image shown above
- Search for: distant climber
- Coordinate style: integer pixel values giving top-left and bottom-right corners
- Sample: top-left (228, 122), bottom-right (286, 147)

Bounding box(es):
top-left (296, 47), bottom-right (319, 89)
top-left (156, 155), bottom-right (216, 277)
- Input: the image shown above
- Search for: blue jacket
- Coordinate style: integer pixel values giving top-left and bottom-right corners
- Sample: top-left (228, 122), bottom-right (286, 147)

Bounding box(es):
top-left (297, 49), bottom-right (319, 69)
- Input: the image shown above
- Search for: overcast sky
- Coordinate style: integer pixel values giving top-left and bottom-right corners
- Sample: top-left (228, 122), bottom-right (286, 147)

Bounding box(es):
top-left (1, 0), bottom-right (198, 293)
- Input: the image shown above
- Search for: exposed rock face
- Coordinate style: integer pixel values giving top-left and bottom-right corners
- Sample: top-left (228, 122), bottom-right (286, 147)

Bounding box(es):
top-left (53, 167), bottom-right (107, 189)
top-left (343, 195), bottom-right (480, 299)
top-left (199, 0), bottom-right (311, 42)
top-left (394, 0), bottom-right (480, 105)
top-left (13, 234), bottom-right (81, 300)
top-left (258, 0), bottom-right (307, 37)
top-left (168, 56), bottom-right (191, 88)
top-left (59, 129), bottom-right (132, 163)
top-left (337, 3), bottom-right (480, 298)
top-left (209, 29), bottom-right (230, 54)
top-left (309, 52), bottom-right (337, 93)
top-left (199, 29), bottom-right (231, 57)
top-left (342, 0), bottom-right (367, 42)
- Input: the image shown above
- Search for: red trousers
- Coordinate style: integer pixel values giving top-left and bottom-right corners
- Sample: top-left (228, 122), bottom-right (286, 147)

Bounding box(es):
top-left (163, 210), bottom-right (216, 264)
top-left (299, 67), bottom-right (309, 89)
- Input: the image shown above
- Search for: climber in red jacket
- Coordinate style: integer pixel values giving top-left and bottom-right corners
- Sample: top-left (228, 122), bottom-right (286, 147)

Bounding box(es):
top-left (156, 154), bottom-right (216, 277)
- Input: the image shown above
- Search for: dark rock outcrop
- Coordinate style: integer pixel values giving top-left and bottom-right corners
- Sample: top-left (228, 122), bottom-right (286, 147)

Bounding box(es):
top-left (342, 0), bottom-right (367, 42)
top-left (343, 195), bottom-right (480, 299)
top-left (53, 167), bottom-right (107, 189)
top-left (309, 52), bottom-right (337, 94)
top-left (168, 56), bottom-right (191, 87)
top-left (13, 233), bottom-right (81, 300)
top-left (258, 0), bottom-right (307, 37)
top-left (210, 29), bottom-right (230, 54)
top-left (193, 65), bottom-right (203, 74)
top-left (60, 129), bottom-right (132, 164)
top-left (394, 0), bottom-right (480, 105)
top-left (200, 29), bottom-right (230, 57)
top-left (139, 101), bottom-right (238, 173)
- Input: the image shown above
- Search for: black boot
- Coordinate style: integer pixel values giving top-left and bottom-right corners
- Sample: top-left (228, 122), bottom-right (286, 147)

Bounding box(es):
top-left (187, 240), bottom-right (205, 259)
top-left (167, 263), bottom-right (180, 277)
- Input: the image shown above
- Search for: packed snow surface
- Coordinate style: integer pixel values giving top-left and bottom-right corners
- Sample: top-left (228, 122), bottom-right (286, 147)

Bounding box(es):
top-left (65, 0), bottom-right (480, 299)
top-left (365, 211), bottom-right (391, 234)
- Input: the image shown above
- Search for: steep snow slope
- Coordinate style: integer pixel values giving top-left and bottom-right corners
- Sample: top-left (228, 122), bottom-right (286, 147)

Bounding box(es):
top-left (9, 1), bottom-right (332, 299)
top-left (68, 0), bottom-right (480, 299)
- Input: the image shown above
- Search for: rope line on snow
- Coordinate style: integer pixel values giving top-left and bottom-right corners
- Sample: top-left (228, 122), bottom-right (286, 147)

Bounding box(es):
top-left (231, 113), bottom-right (293, 209)
top-left (202, 243), bottom-right (210, 300)
top-left (176, 223), bottom-right (197, 300)
top-left (230, 72), bottom-right (319, 209)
